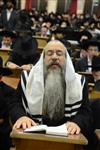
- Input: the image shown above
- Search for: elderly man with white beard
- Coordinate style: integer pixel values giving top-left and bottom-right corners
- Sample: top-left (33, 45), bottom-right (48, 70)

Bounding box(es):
top-left (8, 40), bottom-right (94, 149)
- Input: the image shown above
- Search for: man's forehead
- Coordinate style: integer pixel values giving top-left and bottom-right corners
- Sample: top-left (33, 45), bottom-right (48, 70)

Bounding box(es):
top-left (44, 41), bottom-right (65, 51)
top-left (88, 45), bottom-right (99, 50)
top-left (3, 36), bottom-right (11, 39)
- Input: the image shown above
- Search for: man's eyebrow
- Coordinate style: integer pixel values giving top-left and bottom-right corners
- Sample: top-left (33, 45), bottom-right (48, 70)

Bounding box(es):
top-left (46, 49), bottom-right (63, 51)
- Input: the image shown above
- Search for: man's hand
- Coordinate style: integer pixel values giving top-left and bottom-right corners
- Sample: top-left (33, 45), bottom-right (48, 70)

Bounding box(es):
top-left (13, 116), bottom-right (37, 130)
top-left (20, 64), bottom-right (32, 70)
top-left (66, 121), bottom-right (81, 135)
top-left (7, 62), bottom-right (21, 69)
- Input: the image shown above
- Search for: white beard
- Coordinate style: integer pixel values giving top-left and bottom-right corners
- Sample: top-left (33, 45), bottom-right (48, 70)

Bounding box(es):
top-left (43, 68), bottom-right (65, 121)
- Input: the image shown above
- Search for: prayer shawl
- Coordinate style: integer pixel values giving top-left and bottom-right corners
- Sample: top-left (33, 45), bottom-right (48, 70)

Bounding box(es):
top-left (21, 51), bottom-right (85, 120)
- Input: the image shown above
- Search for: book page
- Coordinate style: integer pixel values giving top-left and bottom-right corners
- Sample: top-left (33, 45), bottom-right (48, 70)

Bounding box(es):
top-left (24, 125), bottom-right (47, 133)
top-left (46, 124), bottom-right (68, 136)
top-left (24, 124), bottom-right (68, 136)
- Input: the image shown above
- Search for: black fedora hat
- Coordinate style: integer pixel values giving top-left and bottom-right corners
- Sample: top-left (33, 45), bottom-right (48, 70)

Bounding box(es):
top-left (78, 30), bottom-right (92, 41)
top-left (15, 20), bottom-right (32, 33)
top-left (13, 35), bottom-right (38, 56)
top-left (85, 39), bottom-right (100, 51)
top-left (91, 56), bottom-right (100, 71)
top-left (15, 10), bottom-right (32, 33)
top-left (6, 0), bottom-right (16, 6)
top-left (80, 39), bottom-right (89, 50)
top-left (0, 30), bottom-right (16, 38)
top-left (53, 27), bottom-right (66, 34)
top-left (0, 56), bottom-right (12, 76)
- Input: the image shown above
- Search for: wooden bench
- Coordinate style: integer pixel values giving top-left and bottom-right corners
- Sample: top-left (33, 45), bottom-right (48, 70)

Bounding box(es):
top-left (89, 90), bottom-right (100, 100)
top-left (2, 76), bottom-right (20, 89)
top-left (33, 35), bottom-right (48, 53)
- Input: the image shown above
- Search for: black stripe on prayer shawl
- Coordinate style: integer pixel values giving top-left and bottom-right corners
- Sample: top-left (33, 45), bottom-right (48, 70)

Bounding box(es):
top-left (21, 70), bottom-right (30, 88)
top-left (21, 72), bottom-right (26, 88)
top-left (27, 114), bottom-right (43, 123)
top-left (64, 76), bottom-right (85, 118)
top-left (22, 89), bottom-right (28, 108)
top-left (64, 113), bottom-right (77, 118)
top-left (21, 70), bottom-right (43, 123)
top-left (21, 70), bottom-right (30, 109)
top-left (65, 107), bottom-right (81, 114)
top-left (81, 75), bottom-right (85, 85)
top-left (65, 100), bottom-right (82, 113)
top-left (65, 99), bottom-right (82, 107)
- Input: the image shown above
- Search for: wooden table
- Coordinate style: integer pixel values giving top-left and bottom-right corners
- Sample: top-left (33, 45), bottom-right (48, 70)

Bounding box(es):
top-left (2, 76), bottom-right (20, 89)
top-left (95, 129), bottom-right (100, 150)
top-left (89, 90), bottom-right (100, 100)
top-left (0, 48), bottom-right (11, 65)
top-left (95, 129), bottom-right (100, 141)
top-left (1, 68), bottom-right (21, 89)
top-left (10, 130), bottom-right (88, 150)
top-left (78, 71), bottom-right (92, 76)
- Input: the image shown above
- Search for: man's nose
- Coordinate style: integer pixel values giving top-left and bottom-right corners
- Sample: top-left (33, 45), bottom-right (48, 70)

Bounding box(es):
top-left (51, 52), bottom-right (58, 59)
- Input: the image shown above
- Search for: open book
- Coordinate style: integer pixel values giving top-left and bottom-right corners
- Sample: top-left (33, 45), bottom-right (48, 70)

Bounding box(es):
top-left (24, 124), bottom-right (68, 136)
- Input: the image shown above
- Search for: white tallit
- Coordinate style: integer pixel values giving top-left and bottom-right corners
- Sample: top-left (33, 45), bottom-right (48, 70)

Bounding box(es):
top-left (25, 41), bottom-right (83, 115)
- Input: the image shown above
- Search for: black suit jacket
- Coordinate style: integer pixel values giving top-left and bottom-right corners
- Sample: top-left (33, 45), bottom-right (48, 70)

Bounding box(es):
top-left (0, 9), bottom-right (18, 31)
top-left (75, 57), bottom-right (88, 72)
top-left (0, 81), bottom-right (15, 150)
top-left (0, 81), bottom-right (15, 133)
top-left (94, 80), bottom-right (100, 91)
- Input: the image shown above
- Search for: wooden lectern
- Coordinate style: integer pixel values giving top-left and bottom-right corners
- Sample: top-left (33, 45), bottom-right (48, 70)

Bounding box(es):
top-left (10, 129), bottom-right (88, 150)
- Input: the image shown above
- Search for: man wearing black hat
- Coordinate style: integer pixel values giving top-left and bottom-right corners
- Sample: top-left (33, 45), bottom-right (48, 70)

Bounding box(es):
top-left (0, 0), bottom-right (18, 32)
top-left (91, 55), bottom-right (100, 91)
top-left (6, 9), bottom-right (40, 70)
top-left (78, 30), bottom-right (92, 44)
top-left (52, 27), bottom-right (72, 55)
top-left (71, 30), bottom-right (92, 59)
top-left (0, 56), bottom-right (15, 150)
top-left (89, 56), bottom-right (100, 136)
top-left (75, 39), bottom-right (99, 72)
